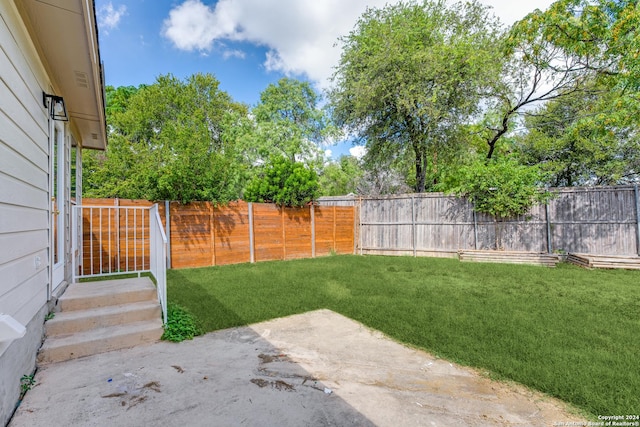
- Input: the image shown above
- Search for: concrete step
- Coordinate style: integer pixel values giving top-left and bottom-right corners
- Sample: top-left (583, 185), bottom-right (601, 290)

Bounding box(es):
top-left (58, 277), bottom-right (157, 312)
top-left (45, 300), bottom-right (162, 336)
top-left (37, 319), bottom-right (164, 364)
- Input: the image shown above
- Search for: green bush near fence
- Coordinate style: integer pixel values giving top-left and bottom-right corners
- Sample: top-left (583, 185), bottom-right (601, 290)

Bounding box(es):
top-left (168, 255), bottom-right (640, 418)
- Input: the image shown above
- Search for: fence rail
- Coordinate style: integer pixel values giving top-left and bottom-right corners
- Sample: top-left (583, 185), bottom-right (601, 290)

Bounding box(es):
top-left (77, 199), bottom-right (356, 270)
top-left (319, 185), bottom-right (640, 257)
top-left (78, 186), bottom-right (637, 272)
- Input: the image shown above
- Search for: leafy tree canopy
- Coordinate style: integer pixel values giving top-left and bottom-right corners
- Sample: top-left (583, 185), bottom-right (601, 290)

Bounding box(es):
top-left (329, 0), bottom-right (504, 193)
top-left (244, 155), bottom-right (319, 207)
top-left (84, 73), bottom-right (248, 203)
top-left (453, 157), bottom-right (552, 220)
top-left (518, 77), bottom-right (640, 186)
top-left (318, 155), bottom-right (364, 196)
top-left (252, 78), bottom-right (338, 167)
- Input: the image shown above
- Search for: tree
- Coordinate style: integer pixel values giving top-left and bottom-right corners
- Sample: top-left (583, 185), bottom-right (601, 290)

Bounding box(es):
top-left (318, 155), bottom-right (364, 196)
top-left (252, 78), bottom-right (337, 167)
top-left (454, 158), bottom-right (552, 249)
top-left (518, 78), bottom-right (640, 186)
top-left (244, 155), bottom-right (319, 207)
top-left (83, 74), bottom-right (248, 203)
top-left (105, 85), bottom-right (139, 117)
top-left (329, 0), bottom-right (503, 193)
top-left (480, 0), bottom-right (640, 159)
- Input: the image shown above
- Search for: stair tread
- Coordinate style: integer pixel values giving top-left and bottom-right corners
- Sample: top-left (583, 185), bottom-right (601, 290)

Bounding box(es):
top-left (41, 319), bottom-right (164, 349)
top-left (48, 300), bottom-right (160, 324)
top-left (61, 277), bottom-right (155, 300)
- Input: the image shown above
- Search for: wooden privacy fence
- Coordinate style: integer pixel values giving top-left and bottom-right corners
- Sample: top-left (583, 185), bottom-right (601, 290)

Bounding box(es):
top-left (80, 198), bottom-right (356, 271)
top-left (318, 185), bottom-right (640, 257)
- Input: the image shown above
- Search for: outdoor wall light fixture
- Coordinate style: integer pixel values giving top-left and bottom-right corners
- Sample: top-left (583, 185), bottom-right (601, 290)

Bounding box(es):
top-left (43, 92), bottom-right (69, 121)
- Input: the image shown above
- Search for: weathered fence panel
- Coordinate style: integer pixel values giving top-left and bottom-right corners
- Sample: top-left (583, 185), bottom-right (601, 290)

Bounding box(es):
top-left (318, 185), bottom-right (640, 256)
top-left (549, 187), bottom-right (638, 255)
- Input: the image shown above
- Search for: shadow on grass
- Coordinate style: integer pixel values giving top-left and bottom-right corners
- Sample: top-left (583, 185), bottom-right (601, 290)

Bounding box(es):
top-left (167, 269), bottom-right (246, 332)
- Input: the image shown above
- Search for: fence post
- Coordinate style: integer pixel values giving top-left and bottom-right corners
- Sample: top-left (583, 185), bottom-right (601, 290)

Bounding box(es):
top-left (635, 185), bottom-right (640, 256)
top-left (209, 203), bottom-right (216, 266)
top-left (281, 207), bottom-right (286, 260)
top-left (359, 197), bottom-right (363, 256)
top-left (311, 204), bottom-right (316, 258)
top-left (249, 202), bottom-right (255, 263)
top-left (411, 195), bottom-right (416, 257)
top-left (546, 203), bottom-right (552, 254)
top-left (473, 204), bottom-right (478, 250)
top-left (352, 202), bottom-right (357, 255)
top-left (165, 200), bottom-right (171, 269)
top-left (333, 206), bottom-right (337, 253)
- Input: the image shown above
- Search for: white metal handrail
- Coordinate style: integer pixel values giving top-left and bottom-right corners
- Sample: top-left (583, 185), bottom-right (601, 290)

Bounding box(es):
top-left (150, 204), bottom-right (168, 323)
top-left (72, 204), bottom-right (168, 324)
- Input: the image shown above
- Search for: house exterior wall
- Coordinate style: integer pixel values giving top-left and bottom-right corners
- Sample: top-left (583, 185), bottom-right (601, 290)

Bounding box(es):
top-left (0, 2), bottom-right (56, 424)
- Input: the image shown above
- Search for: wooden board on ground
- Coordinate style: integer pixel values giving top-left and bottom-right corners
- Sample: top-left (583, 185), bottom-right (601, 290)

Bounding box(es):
top-left (458, 250), bottom-right (560, 267)
top-left (567, 253), bottom-right (640, 270)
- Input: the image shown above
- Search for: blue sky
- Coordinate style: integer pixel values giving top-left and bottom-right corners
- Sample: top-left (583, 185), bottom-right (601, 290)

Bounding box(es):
top-left (95, 0), bottom-right (555, 159)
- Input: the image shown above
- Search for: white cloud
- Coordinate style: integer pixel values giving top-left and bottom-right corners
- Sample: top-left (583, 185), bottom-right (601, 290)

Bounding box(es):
top-left (324, 149), bottom-right (333, 159)
top-left (162, 0), bottom-right (555, 88)
top-left (98, 2), bottom-right (127, 33)
top-left (349, 146), bottom-right (367, 160)
top-left (223, 49), bottom-right (246, 60)
top-left (479, 0), bottom-right (555, 26)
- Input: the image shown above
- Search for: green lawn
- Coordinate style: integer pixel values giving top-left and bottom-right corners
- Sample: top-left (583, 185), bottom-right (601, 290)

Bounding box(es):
top-left (167, 255), bottom-right (640, 417)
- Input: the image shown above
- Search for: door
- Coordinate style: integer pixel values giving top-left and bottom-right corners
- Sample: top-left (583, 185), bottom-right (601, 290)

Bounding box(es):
top-left (51, 121), bottom-right (65, 291)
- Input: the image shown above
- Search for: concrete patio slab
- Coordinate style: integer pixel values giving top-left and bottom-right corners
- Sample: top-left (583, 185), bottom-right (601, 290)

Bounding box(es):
top-left (9, 309), bottom-right (586, 426)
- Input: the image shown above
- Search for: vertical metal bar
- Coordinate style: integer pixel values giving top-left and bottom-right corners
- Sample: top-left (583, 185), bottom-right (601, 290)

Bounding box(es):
top-left (635, 185), bottom-right (640, 256)
top-left (89, 207), bottom-right (94, 275)
top-left (311, 204), bottom-right (316, 258)
top-left (72, 205), bottom-right (77, 282)
top-left (411, 195), bottom-right (416, 257)
top-left (140, 209), bottom-right (145, 270)
top-left (165, 200), bottom-right (171, 269)
top-left (108, 206), bottom-right (112, 273)
top-left (546, 203), bottom-right (552, 254)
top-left (249, 202), bottom-right (255, 263)
top-left (134, 208), bottom-right (137, 271)
top-left (115, 204), bottom-right (120, 273)
top-left (125, 209), bottom-right (129, 272)
top-left (99, 208), bottom-right (103, 274)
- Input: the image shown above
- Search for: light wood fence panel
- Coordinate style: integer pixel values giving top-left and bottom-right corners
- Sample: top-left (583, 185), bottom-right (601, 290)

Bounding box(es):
top-left (253, 203), bottom-right (286, 262)
top-left (169, 202), bottom-right (211, 269)
top-left (213, 201), bottom-right (251, 266)
top-left (80, 199), bottom-right (356, 270)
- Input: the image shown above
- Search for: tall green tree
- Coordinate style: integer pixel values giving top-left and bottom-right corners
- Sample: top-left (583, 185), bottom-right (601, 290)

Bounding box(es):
top-left (329, 0), bottom-right (503, 193)
top-left (252, 78), bottom-right (337, 167)
top-left (318, 155), bottom-right (364, 196)
top-left (84, 74), bottom-right (248, 203)
top-left (480, 0), bottom-right (640, 159)
top-left (518, 78), bottom-right (640, 186)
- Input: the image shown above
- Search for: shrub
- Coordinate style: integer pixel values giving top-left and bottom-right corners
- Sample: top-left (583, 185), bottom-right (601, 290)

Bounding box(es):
top-left (161, 302), bottom-right (202, 342)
